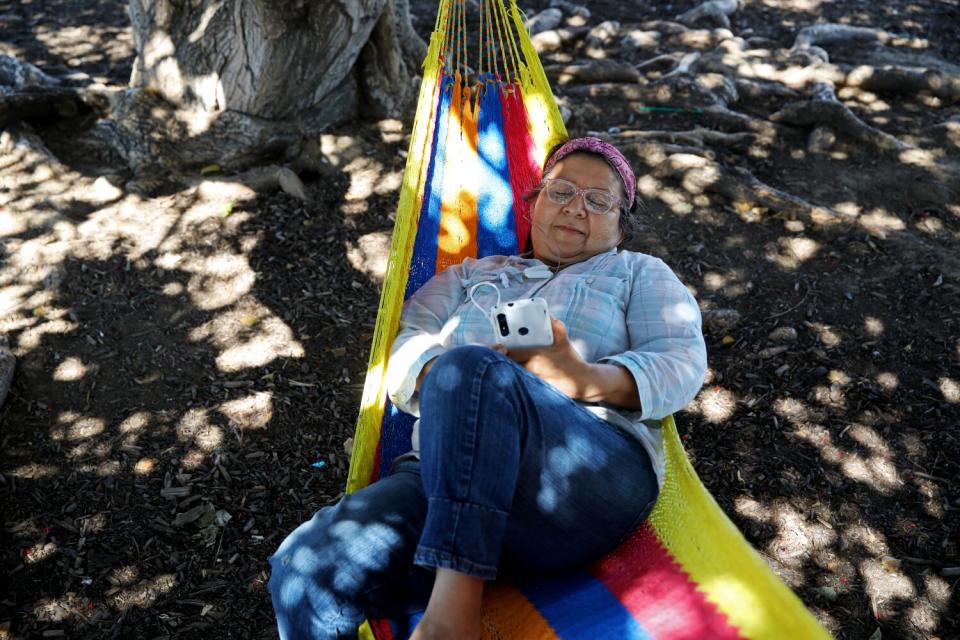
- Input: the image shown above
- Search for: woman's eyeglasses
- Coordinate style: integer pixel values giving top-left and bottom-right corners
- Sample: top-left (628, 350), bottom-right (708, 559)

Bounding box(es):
top-left (541, 178), bottom-right (621, 215)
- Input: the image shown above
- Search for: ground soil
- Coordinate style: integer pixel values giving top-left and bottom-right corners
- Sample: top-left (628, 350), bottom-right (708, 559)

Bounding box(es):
top-left (2, 1), bottom-right (959, 639)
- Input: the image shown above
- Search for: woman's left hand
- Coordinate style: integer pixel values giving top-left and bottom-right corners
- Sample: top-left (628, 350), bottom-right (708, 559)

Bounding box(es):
top-left (493, 318), bottom-right (592, 400)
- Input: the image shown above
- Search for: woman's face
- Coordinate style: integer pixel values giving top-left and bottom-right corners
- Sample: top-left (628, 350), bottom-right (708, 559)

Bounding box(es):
top-left (530, 152), bottom-right (625, 266)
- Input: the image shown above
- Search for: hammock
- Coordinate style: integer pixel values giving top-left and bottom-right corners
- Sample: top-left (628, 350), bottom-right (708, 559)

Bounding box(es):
top-left (345, 1), bottom-right (832, 638)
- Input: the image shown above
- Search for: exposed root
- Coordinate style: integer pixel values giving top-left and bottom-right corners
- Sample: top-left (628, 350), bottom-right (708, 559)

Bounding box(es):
top-left (676, 0), bottom-right (742, 29)
top-left (0, 122), bottom-right (67, 174)
top-left (792, 23), bottom-right (890, 52)
top-left (190, 165), bottom-right (309, 202)
top-left (564, 79), bottom-right (720, 108)
top-left (732, 78), bottom-right (801, 101)
top-left (841, 65), bottom-right (960, 103)
top-left (919, 116), bottom-right (960, 153)
top-left (636, 53), bottom-right (685, 73)
top-left (545, 60), bottom-right (641, 85)
top-left (608, 127), bottom-right (756, 150)
top-left (0, 54), bottom-right (60, 88)
top-left (0, 85), bottom-right (112, 128)
top-left (700, 105), bottom-right (779, 138)
top-left (771, 81), bottom-right (909, 152)
top-left (532, 26), bottom-right (590, 53)
top-left (657, 52), bottom-right (702, 82)
top-left (638, 20), bottom-right (690, 36)
top-left (642, 149), bottom-right (842, 225)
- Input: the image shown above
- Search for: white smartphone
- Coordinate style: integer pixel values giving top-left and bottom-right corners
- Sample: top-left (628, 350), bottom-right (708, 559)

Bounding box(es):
top-left (490, 297), bottom-right (554, 349)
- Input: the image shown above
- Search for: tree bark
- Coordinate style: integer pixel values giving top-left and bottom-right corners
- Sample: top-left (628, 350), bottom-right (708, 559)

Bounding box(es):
top-left (107, 0), bottom-right (424, 171)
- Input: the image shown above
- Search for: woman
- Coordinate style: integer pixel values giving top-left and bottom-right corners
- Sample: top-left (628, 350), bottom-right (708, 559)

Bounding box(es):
top-left (269, 138), bottom-right (707, 639)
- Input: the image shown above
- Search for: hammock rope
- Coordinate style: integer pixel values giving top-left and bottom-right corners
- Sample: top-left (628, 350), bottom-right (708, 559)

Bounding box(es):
top-left (346, 1), bottom-right (832, 638)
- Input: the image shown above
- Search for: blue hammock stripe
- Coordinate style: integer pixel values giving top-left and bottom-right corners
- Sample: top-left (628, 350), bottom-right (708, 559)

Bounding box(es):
top-left (405, 73), bottom-right (453, 299)
top-left (476, 78), bottom-right (519, 257)
top-left (519, 571), bottom-right (654, 640)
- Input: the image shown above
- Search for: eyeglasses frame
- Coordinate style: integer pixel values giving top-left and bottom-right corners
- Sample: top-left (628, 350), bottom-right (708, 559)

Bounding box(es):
top-left (540, 178), bottom-right (622, 216)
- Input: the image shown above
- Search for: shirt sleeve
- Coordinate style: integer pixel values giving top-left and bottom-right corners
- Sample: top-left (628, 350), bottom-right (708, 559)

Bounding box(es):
top-left (598, 255), bottom-right (707, 421)
top-left (386, 261), bottom-right (469, 415)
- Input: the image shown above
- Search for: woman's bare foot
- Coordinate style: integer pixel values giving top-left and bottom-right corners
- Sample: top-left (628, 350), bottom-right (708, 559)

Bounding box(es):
top-left (409, 568), bottom-right (485, 640)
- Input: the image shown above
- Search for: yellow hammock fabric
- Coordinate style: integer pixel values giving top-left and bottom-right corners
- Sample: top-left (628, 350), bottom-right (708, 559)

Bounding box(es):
top-left (346, 1), bottom-right (832, 638)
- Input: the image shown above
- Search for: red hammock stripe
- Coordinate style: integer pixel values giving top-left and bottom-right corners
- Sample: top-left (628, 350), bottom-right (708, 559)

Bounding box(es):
top-left (591, 523), bottom-right (744, 640)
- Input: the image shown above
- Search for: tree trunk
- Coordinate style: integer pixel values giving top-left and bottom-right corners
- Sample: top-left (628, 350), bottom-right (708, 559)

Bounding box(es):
top-left (110, 0), bottom-right (423, 171)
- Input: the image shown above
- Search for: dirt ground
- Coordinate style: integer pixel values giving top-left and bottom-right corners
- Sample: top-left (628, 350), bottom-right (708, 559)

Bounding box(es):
top-left (2, 0), bottom-right (959, 639)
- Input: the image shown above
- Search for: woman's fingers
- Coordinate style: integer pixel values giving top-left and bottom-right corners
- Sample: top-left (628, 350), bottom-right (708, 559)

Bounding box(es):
top-left (550, 317), bottom-right (568, 346)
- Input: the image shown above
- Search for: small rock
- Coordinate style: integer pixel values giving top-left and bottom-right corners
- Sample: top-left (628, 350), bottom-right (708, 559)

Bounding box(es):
top-left (90, 176), bottom-right (124, 202)
top-left (277, 167), bottom-right (308, 201)
top-left (757, 345), bottom-right (789, 359)
top-left (702, 308), bottom-right (741, 333)
top-left (768, 326), bottom-right (798, 343)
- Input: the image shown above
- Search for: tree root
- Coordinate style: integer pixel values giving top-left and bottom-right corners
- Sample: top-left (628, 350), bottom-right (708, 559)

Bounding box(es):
top-left (636, 53), bottom-right (685, 73)
top-left (792, 23), bottom-right (890, 52)
top-left (532, 26), bottom-right (589, 53)
top-left (545, 60), bottom-right (641, 85)
top-left (636, 147), bottom-right (842, 225)
top-left (919, 116), bottom-right (960, 153)
top-left (0, 54), bottom-right (60, 88)
top-left (608, 127), bottom-right (756, 150)
top-left (732, 77), bottom-right (801, 101)
top-left (771, 82), bottom-right (909, 152)
top-left (0, 85), bottom-right (113, 128)
top-left (392, 0), bottom-right (428, 71)
top-left (676, 0), bottom-right (742, 29)
top-left (694, 35), bottom-right (960, 104)
top-left (699, 105), bottom-right (779, 139)
top-left (0, 122), bottom-right (68, 175)
top-left (841, 65), bottom-right (960, 103)
top-left (191, 165), bottom-right (308, 202)
top-left (563, 80), bottom-right (719, 108)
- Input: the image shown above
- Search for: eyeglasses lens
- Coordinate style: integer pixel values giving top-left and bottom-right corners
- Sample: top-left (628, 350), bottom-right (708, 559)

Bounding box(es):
top-left (545, 180), bottom-right (615, 214)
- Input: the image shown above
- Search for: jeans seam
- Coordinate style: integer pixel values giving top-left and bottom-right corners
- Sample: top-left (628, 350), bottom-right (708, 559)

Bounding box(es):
top-left (414, 547), bottom-right (498, 579)
top-left (449, 352), bottom-right (505, 545)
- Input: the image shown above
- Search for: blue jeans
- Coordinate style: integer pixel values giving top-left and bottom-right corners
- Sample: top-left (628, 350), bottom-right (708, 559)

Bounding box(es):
top-left (269, 346), bottom-right (659, 639)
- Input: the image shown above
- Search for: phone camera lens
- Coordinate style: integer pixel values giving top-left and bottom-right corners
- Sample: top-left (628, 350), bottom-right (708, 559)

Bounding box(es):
top-left (496, 313), bottom-right (509, 336)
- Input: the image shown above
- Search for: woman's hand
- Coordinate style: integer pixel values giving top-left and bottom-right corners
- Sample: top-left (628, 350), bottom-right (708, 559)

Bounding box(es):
top-left (494, 318), bottom-right (592, 400)
top-left (496, 318), bottom-right (641, 410)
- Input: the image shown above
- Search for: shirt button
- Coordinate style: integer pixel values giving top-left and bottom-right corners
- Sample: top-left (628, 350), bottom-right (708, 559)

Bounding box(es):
top-left (586, 278), bottom-right (595, 284)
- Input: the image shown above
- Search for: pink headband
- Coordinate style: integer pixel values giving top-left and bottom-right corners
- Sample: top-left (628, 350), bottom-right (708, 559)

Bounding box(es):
top-left (542, 137), bottom-right (636, 209)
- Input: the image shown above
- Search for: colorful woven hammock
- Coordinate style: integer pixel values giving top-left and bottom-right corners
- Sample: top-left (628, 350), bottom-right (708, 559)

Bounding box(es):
top-left (345, 1), bottom-right (832, 638)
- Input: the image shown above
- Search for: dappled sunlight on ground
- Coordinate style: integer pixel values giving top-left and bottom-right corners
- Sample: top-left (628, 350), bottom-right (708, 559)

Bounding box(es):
top-left (3, 0), bottom-right (960, 637)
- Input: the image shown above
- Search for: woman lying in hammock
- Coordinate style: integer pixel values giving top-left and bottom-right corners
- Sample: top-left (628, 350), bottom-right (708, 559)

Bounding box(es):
top-left (268, 137), bottom-right (708, 640)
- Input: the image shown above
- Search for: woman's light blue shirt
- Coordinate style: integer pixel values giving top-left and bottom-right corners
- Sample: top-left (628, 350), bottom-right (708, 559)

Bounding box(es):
top-left (386, 248), bottom-right (708, 487)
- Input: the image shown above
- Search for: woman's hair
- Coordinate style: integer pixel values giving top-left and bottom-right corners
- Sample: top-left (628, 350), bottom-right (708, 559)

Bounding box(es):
top-left (524, 141), bottom-right (644, 244)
